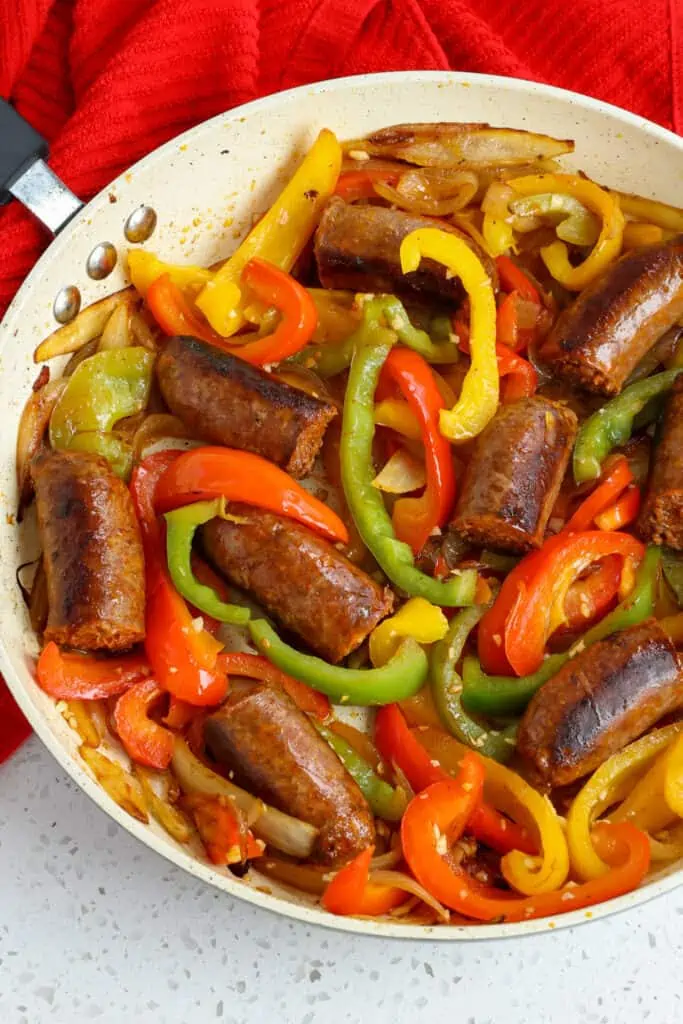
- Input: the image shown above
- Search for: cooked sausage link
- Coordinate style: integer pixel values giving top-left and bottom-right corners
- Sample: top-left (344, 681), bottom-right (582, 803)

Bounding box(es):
top-left (517, 621), bottom-right (683, 788)
top-left (638, 376), bottom-right (683, 548)
top-left (157, 336), bottom-right (337, 479)
top-left (538, 235), bottom-right (683, 395)
top-left (31, 449), bottom-right (145, 651)
top-left (451, 396), bottom-right (577, 552)
top-left (201, 506), bottom-right (393, 663)
top-left (314, 197), bottom-right (497, 303)
top-left (204, 682), bottom-right (376, 866)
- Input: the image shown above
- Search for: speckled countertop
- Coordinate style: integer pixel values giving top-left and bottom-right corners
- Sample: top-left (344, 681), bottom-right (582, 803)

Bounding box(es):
top-left (1, 737), bottom-right (681, 1024)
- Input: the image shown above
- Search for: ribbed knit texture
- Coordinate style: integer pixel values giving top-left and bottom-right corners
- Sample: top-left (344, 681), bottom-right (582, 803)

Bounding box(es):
top-left (0, 0), bottom-right (680, 756)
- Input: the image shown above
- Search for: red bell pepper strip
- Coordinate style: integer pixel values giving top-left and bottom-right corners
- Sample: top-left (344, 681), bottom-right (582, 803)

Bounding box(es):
top-left (162, 696), bottom-right (203, 730)
top-left (321, 845), bottom-right (408, 916)
top-left (335, 169), bottom-right (400, 203)
top-left (0, 677), bottom-right (31, 762)
top-left (147, 274), bottom-right (227, 347)
top-left (496, 291), bottom-right (523, 352)
top-left (184, 793), bottom-right (264, 865)
top-left (403, 787), bottom-right (649, 922)
top-left (563, 457), bottom-right (634, 534)
top-left (401, 752), bottom-right (485, 862)
top-left (495, 255), bottom-right (541, 304)
top-left (594, 485), bottom-right (642, 532)
top-left (374, 704), bottom-right (536, 855)
top-left (561, 554), bottom-right (622, 632)
top-left (458, 336), bottom-right (537, 404)
top-left (217, 651), bottom-right (330, 721)
top-left (129, 448), bottom-right (182, 556)
top-left (36, 641), bottom-right (151, 700)
top-left (379, 349), bottom-right (456, 553)
top-left (113, 678), bottom-right (174, 770)
top-left (478, 530), bottom-right (645, 676)
top-left (154, 446), bottom-right (348, 544)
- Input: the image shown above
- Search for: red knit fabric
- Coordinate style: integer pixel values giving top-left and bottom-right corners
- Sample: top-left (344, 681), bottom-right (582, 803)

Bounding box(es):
top-left (0, 0), bottom-right (680, 759)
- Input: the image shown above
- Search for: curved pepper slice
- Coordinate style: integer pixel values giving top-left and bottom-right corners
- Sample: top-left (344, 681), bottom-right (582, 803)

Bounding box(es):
top-left (400, 228), bottom-right (498, 441)
top-left (563, 457), bottom-right (634, 533)
top-left (154, 446), bottom-right (348, 544)
top-left (36, 642), bottom-right (151, 700)
top-left (508, 174), bottom-right (624, 291)
top-left (317, 726), bottom-right (407, 821)
top-left (495, 255), bottom-right (540, 303)
top-left (369, 597), bottom-right (447, 668)
top-left (147, 273), bottom-right (227, 346)
top-left (113, 678), bottom-right (174, 770)
top-left (127, 250), bottom-right (213, 297)
top-left (321, 845), bottom-right (408, 916)
top-left (610, 734), bottom-right (681, 835)
top-left (594, 486), bottom-right (641, 532)
top-left (249, 619), bottom-right (427, 706)
top-left (458, 335), bottom-right (537, 403)
top-left (217, 651), bottom-right (330, 721)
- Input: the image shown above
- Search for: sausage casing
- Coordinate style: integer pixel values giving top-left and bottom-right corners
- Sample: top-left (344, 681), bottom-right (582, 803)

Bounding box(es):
top-left (638, 376), bottom-right (683, 548)
top-left (32, 448), bottom-right (145, 651)
top-left (451, 396), bottom-right (577, 552)
top-left (517, 620), bottom-right (683, 788)
top-left (204, 681), bottom-right (375, 865)
top-left (539, 235), bottom-right (683, 395)
top-left (201, 505), bottom-right (393, 663)
top-left (157, 336), bottom-right (337, 479)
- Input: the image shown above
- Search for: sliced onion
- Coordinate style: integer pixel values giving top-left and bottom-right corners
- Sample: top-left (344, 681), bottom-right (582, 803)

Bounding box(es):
top-left (34, 289), bottom-right (132, 362)
top-left (130, 310), bottom-right (161, 351)
top-left (16, 378), bottom-right (67, 515)
top-left (451, 213), bottom-right (494, 257)
top-left (368, 870), bottom-right (450, 922)
top-left (257, 856), bottom-right (329, 894)
top-left (375, 169), bottom-right (478, 216)
top-left (98, 299), bottom-right (132, 350)
top-left (372, 449), bottom-right (426, 494)
top-left (481, 182), bottom-right (515, 220)
top-left (64, 338), bottom-right (99, 377)
top-left (614, 191), bottom-right (683, 232)
top-left (273, 365), bottom-right (338, 404)
top-left (171, 738), bottom-right (317, 859)
top-left (370, 846), bottom-right (403, 871)
top-left (29, 558), bottom-right (48, 634)
top-left (132, 413), bottom-right (190, 463)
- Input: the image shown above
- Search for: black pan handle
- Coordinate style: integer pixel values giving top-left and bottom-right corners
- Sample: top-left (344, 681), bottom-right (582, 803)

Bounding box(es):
top-left (0, 98), bottom-right (83, 233)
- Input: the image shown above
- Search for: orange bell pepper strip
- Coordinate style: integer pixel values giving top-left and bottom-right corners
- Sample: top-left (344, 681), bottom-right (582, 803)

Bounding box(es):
top-left (217, 651), bottom-right (330, 721)
top-left (374, 704), bottom-right (535, 856)
top-left (495, 255), bottom-right (541, 304)
top-left (563, 457), bottom-right (634, 533)
top-left (335, 169), bottom-right (400, 203)
top-left (458, 336), bottom-right (537, 404)
top-left (321, 845), bottom-right (408, 916)
top-left (147, 273), bottom-right (227, 347)
top-left (379, 349), bottom-right (456, 553)
top-left (162, 696), bottom-right (203, 730)
top-left (113, 678), bottom-right (174, 770)
top-left (185, 793), bottom-right (264, 865)
top-left (478, 530), bottom-right (645, 676)
top-left (36, 641), bottom-right (151, 700)
top-left (594, 485), bottom-right (642, 532)
top-left (153, 446), bottom-right (348, 544)
top-left (561, 554), bottom-right (622, 632)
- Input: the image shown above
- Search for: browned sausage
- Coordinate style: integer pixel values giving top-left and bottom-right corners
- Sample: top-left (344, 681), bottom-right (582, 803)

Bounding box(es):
top-left (314, 197), bottom-right (497, 303)
top-left (204, 681), bottom-right (375, 865)
top-left (451, 396), bottom-right (577, 552)
top-left (157, 336), bottom-right (337, 479)
top-left (31, 449), bottom-right (145, 651)
top-left (638, 376), bottom-right (683, 548)
top-left (538, 235), bottom-right (683, 395)
top-left (517, 621), bottom-right (683, 788)
top-left (201, 506), bottom-right (393, 663)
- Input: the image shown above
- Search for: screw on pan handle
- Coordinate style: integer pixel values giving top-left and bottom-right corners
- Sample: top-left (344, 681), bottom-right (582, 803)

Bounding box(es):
top-left (0, 98), bottom-right (83, 233)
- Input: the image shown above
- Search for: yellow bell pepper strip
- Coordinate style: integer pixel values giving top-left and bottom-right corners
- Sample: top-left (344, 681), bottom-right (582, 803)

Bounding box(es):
top-left (374, 398), bottom-right (423, 441)
top-left (340, 300), bottom-right (477, 606)
top-left (609, 739), bottom-right (679, 835)
top-left (664, 732), bottom-right (683, 818)
top-left (566, 722), bottom-right (683, 881)
top-left (508, 193), bottom-right (600, 247)
top-left (195, 129), bottom-right (342, 336)
top-left (369, 597), bottom-right (448, 668)
top-left (127, 249), bottom-right (213, 298)
top-left (400, 228), bottom-right (499, 442)
top-left (481, 213), bottom-right (515, 257)
top-left (507, 174), bottom-right (625, 291)
top-left (648, 821), bottom-right (683, 862)
top-left (613, 190), bottom-right (683, 233)
top-left (622, 222), bottom-right (664, 249)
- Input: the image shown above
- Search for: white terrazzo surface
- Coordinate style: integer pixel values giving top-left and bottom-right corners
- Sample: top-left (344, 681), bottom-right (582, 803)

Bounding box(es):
top-left (1, 736), bottom-right (682, 1024)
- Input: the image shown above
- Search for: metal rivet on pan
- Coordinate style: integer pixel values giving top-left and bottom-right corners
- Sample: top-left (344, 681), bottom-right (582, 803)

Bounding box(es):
top-left (53, 285), bottom-right (81, 324)
top-left (86, 241), bottom-right (118, 280)
top-left (124, 205), bottom-right (157, 243)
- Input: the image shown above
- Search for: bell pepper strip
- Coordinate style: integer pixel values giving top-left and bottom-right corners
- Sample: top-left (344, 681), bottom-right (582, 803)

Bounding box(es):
top-left (369, 598), bottom-right (448, 668)
top-left (573, 370), bottom-right (683, 483)
top-left (561, 554), bottom-right (622, 631)
top-left (317, 725), bottom-right (408, 821)
top-left (185, 793), bottom-right (264, 866)
top-left (563, 457), bottom-right (634, 533)
top-left (509, 192), bottom-right (600, 247)
top-left (478, 530), bottom-right (645, 677)
top-left (195, 129), bottom-right (342, 337)
top-left (496, 343), bottom-right (538, 402)
top-left (130, 449), bottom-right (182, 555)
top-left (402, 751), bottom-right (486, 859)
top-left (36, 641), bottom-right (151, 700)
top-left (566, 722), bottom-right (683, 880)
top-left (249, 619), bottom-right (428, 706)
top-left (321, 846), bottom-right (408, 916)
top-left (335, 168), bottom-right (400, 202)
top-left (127, 250), bottom-right (213, 298)
top-left (400, 228), bottom-right (498, 442)
top-left (379, 349), bottom-right (457, 553)
top-left (217, 651), bottom-right (329, 721)
top-left (481, 213), bottom-right (515, 257)
top-left (374, 704), bottom-right (534, 856)
top-left (429, 606), bottom-right (517, 762)
top-left (162, 696), bottom-right (203, 730)
top-left (648, 822), bottom-right (683, 862)
top-left (340, 304), bottom-right (477, 607)
top-left (610, 737), bottom-right (680, 835)
top-left (496, 291), bottom-right (522, 351)
top-left (622, 222), bottom-right (665, 249)
top-left (49, 348), bottom-right (154, 477)
top-left (375, 295), bottom-right (460, 364)
top-left (594, 485), bottom-right (641, 532)
top-left (113, 679), bottom-right (174, 770)
top-left (154, 446), bottom-right (348, 545)
top-left (507, 174), bottom-right (625, 291)
top-left (664, 732), bottom-right (683, 817)
top-left (163, 498), bottom-right (251, 625)
top-left (374, 398), bottom-right (423, 441)
top-left (463, 545), bottom-right (661, 716)
top-left (146, 273), bottom-right (228, 346)
top-left (495, 255), bottom-right (540, 304)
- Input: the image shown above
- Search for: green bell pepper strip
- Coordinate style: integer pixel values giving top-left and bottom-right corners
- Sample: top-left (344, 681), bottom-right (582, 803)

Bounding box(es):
top-left (573, 370), bottom-right (682, 483)
top-left (662, 547), bottom-right (683, 606)
top-left (249, 619), bottom-right (428, 706)
top-left (164, 499), bottom-right (251, 625)
top-left (67, 431), bottom-right (133, 481)
top-left (429, 605), bottom-right (517, 762)
top-left (316, 724), bottom-right (408, 820)
top-left (340, 302), bottom-right (477, 607)
top-left (462, 546), bottom-right (661, 717)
